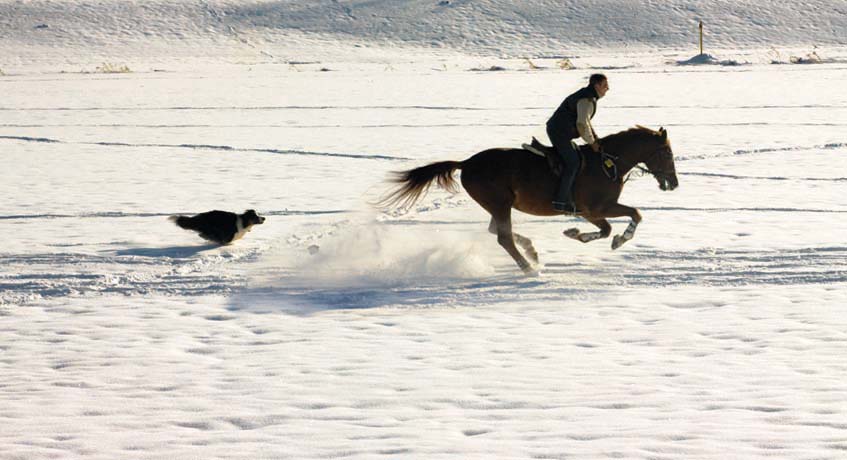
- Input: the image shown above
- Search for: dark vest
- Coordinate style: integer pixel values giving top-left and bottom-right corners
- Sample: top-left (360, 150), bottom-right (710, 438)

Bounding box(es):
top-left (546, 85), bottom-right (598, 140)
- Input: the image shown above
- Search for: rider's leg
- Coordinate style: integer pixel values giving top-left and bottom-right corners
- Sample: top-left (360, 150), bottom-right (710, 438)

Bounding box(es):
top-left (552, 141), bottom-right (579, 211)
top-left (558, 143), bottom-right (578, 196)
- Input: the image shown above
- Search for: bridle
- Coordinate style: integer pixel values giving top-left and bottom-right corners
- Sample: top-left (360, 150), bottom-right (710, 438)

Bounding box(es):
top-left (629, 144), bottom-right (675, 184)
top-left (596, 136), bottom-right (676, 185)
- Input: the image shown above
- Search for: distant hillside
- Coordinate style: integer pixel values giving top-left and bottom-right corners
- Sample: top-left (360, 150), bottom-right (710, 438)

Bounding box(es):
top-left (1, 0), bottom-right (845, 67)
top-left (228, 0), bottom-right (847, 51)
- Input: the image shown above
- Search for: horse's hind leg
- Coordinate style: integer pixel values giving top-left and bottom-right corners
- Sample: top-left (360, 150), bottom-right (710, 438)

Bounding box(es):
top-left (564, 217), bottom-right (612, 243)
top-left (489, 217), bottom-right (539, 264)
top-left (514, 233), bottom-right (539, 264)
top-left (487, 213), bottom-right (535, 274)
top-left (466, 177), bottom-right (533, 274)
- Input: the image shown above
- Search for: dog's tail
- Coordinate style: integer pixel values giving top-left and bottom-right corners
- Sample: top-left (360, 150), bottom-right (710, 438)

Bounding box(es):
top-left (168, 215), bottom-right (194, 230)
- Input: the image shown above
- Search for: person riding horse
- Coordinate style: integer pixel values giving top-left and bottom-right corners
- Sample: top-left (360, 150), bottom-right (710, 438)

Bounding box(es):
top-left (379, 125), bottom-right (678, 274)
top-left (547, 73), bottom-right (609, 213)
top-left (380, 76), bottom-right (680, 275)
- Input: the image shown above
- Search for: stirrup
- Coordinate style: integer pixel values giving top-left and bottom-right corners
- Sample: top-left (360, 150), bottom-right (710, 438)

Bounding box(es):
top-left (552, 201), bottom-right (577, 213)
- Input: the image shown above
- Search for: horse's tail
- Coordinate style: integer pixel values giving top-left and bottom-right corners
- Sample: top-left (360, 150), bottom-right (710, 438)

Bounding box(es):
top-left (377, 160), bottom-right (463, 210)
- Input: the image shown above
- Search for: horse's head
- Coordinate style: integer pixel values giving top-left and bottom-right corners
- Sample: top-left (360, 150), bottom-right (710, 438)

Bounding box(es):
top-left (600, 126), bottom-right (679, 191)
top-left (643, 127), bottom-right (678, 191)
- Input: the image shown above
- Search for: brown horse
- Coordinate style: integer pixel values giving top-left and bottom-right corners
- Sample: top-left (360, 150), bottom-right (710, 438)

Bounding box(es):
top-left (379, 126), bottom-right (679, 274)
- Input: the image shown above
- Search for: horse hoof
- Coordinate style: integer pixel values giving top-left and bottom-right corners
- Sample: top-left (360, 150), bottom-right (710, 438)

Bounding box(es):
top-left (563, 228), bottom-right (580, 239)
top-left (523, 267), bottom-right (541, 277)
top-left (611, 235), bottom-right (625, 250)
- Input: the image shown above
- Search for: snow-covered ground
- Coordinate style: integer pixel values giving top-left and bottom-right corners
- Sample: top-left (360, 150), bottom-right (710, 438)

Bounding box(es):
top-left (3, 1), bottom-right (847, 459)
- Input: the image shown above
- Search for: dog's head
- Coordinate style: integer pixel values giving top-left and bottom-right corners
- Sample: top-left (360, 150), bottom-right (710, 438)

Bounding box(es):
top-left (241, 209), bottom-right (266, 227)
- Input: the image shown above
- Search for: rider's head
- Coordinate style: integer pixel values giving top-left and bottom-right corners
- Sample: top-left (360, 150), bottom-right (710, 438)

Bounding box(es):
top-left (590, 74), bottom-right (609, 98)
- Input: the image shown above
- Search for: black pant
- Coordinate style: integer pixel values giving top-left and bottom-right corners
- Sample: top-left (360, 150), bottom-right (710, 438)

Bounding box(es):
top-left (546, 127), bottom-right (580, 204)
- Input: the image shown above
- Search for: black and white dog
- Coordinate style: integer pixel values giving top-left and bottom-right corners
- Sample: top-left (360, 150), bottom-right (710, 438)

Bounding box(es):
top-left (169, 209), bottom-right (266, 245)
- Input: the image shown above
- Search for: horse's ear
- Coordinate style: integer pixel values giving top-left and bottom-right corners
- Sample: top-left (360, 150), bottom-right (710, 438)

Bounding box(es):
top-left (659, 127), bottom-right (667, 140)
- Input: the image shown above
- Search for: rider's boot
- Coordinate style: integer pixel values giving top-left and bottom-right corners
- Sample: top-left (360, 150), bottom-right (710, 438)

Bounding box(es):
top-left (552, 166), bottom-right (578, 213)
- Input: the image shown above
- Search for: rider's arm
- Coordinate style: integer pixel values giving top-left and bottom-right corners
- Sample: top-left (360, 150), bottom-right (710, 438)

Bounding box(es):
top-left (576, 99), bottom-right (596, 145)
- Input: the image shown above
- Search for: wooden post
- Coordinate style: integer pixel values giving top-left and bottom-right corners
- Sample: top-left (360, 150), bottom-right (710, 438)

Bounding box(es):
top-left (699, 21), bottom-right (704, 55)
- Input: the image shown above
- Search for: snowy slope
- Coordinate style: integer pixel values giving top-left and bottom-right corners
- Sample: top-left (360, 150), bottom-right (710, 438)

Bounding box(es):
top-left (226, 0), bottom-right (847, 51)
top-left (1, 0), bottom-right (846, 69)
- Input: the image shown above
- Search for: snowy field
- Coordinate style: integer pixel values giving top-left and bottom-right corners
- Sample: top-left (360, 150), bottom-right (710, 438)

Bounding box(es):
top-left (3, 0), bottom-right (847, 458)
top-left (3, 57), bottom-right (847, 459)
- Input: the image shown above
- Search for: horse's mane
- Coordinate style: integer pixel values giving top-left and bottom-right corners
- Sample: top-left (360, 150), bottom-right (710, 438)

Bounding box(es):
top-left (601, 125), bottom-right (665, 144)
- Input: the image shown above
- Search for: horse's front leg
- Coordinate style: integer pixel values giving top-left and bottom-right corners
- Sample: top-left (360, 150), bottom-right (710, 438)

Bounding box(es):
top-left (603, 204), bottom-right (642, 250)
top-left (564, 217), bottom-right (612, 243)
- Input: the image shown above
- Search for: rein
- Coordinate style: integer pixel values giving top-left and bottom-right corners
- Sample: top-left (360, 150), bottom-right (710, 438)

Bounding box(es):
top-left (624, 164), bottom-right (652, 184)
top-left (604, 145), bottom-right (673, 184)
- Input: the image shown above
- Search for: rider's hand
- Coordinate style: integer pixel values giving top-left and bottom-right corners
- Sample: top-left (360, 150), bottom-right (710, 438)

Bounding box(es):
top-left (591, 141), bottom-right (601, 152)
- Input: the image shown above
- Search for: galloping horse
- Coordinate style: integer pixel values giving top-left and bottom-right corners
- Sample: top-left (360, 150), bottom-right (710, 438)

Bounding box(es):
top-left (380, 126), bottom-right (679, 274)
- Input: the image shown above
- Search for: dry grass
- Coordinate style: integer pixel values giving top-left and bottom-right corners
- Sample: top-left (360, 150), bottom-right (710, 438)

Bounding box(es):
top-left (94, 62), bottom-right (131, 73)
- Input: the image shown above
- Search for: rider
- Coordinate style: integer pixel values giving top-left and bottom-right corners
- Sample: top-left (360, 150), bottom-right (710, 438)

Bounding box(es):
top-left (546, 73), bottom-right (609, 212)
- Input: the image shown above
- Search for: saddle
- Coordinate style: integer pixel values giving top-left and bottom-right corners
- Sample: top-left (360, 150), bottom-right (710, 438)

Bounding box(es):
top-left (521, 137), bottom-right (618, 181)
